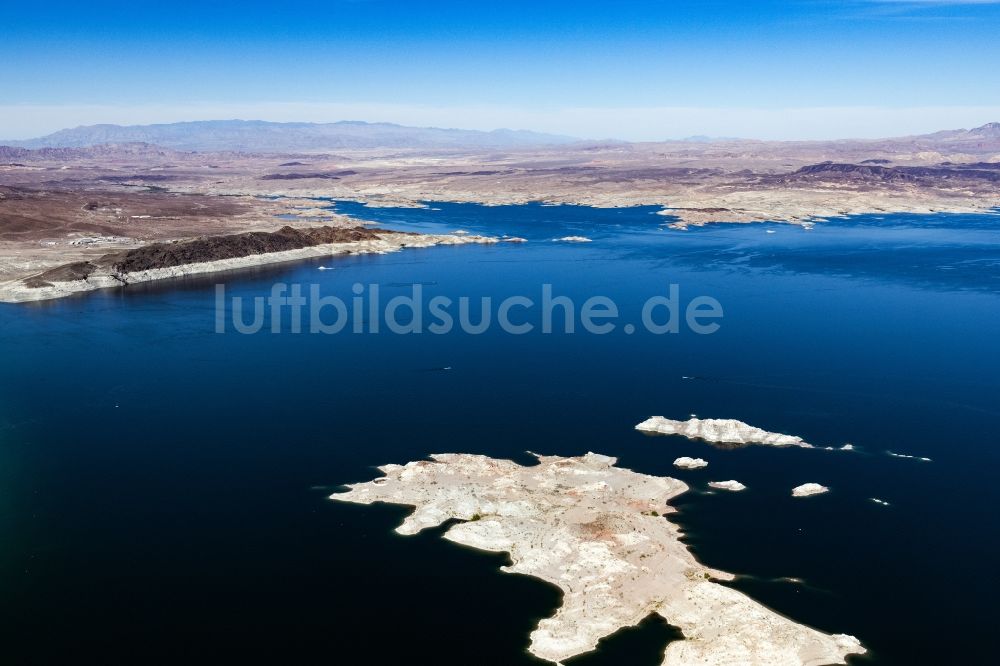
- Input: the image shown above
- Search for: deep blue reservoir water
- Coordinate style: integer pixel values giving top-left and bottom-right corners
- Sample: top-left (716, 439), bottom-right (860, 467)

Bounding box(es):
top-left (1, 202), bottom-right (998, 664)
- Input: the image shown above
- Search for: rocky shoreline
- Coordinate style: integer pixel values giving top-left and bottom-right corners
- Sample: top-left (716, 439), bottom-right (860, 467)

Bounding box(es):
top-left (636, 416), bottom-right (814, 449)
top-left (0, 225), bottom-right (505, 303)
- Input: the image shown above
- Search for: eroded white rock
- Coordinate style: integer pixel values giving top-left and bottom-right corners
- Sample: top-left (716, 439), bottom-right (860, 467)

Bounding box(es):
top-left (673, 456), bottom-right (708, 470)
top-left (333, 452), bottom-right (864, 665)
top-left (636, 416), bottom-right (812, 449)
top-left (792, 483), bottom-right (829, 497)
top-left (553, 235), bottom-right (593, 243)
top-left (708, 480), bottom-right (747, 492)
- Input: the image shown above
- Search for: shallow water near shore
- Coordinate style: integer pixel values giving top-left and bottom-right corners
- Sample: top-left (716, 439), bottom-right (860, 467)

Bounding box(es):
top-left (1, 202), bottom-right (999, 664)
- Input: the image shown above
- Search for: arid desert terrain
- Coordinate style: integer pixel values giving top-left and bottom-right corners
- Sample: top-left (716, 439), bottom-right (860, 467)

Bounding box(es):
top-left (3, 120), bottom-right (999, 298)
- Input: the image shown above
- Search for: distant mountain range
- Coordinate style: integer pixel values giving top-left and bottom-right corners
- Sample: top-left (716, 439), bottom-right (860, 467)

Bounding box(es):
top-left (662, 122), bottom-right (1000, 154)
top-left (3, 120), bottom-right (999, 156)
top-left (4, 120), bottom-right (579, 152)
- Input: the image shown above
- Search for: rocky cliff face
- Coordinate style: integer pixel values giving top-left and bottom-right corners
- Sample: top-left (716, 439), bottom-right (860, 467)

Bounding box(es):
top-left (108, 225), bottom-right (388, 273)
top-left (21, 225), bottom-right (389, 287)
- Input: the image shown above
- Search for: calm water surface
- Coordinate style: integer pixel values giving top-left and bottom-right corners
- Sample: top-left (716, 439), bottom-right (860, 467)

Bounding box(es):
top-left (1, 202), bottom-right (998, 664)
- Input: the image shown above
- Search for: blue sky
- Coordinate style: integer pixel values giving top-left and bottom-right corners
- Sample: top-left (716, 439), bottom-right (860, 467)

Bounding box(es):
top-left (2, 0), bottom-right (1000, 140)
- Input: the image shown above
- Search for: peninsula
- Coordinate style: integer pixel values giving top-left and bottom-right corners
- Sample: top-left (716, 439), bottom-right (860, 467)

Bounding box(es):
top-left (0, 224), bottom-right (502, 303)
top-left (333, 452), bottom-right (865, 665)
top-left (3, 120), bottom-right (1000, 301)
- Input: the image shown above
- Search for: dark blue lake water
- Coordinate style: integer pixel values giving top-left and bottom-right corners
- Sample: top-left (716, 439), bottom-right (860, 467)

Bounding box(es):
top-left (1, 202), bottom-right (998, 664)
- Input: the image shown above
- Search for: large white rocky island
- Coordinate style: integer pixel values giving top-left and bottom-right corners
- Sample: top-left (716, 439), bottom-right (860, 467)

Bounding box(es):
top-left (332, 452), bottom-right (865, 665)
top-left (636, 416), bottom-right (813, 449)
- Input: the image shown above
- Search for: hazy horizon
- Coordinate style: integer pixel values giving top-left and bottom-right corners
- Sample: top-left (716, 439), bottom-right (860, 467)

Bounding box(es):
top-left (3, 106), bottom-right (1000, 144)
top-left (5, 1), bottom-right (1000, 141)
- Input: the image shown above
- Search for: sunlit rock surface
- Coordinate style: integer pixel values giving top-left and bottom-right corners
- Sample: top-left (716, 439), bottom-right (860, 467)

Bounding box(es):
top-left (673, 457), bottom-right (708, 470)
top-left (333, 452), bottom-right (864, 665)
top-left (708, 480), bottom-right (747, 492)
top-left (636, 416), bottom-right (812, 449)
top-left (792, 483), bottom-right (830, 497)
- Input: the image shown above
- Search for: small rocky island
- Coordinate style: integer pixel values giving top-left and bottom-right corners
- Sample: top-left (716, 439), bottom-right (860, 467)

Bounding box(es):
top-left (636, 416), bottom-right (813, 448)
top-left (792, 483), bottom-right (830, 497)
top-left (708, 480), bottom-right (747, 492)
top-left (333, 452), bottom-right (865, 665)
top-left (672, 456), bottom-right (708, 470)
